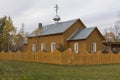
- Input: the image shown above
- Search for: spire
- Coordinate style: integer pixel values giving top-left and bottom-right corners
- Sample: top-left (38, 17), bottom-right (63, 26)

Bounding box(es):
top-left (21, 23), bottom-right (24, 37)
top-left (53, 4), bottom-right (61, 23)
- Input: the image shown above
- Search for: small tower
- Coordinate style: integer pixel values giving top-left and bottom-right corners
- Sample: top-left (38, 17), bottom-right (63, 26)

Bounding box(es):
top-left (53, 4), bottom-right (61, 23)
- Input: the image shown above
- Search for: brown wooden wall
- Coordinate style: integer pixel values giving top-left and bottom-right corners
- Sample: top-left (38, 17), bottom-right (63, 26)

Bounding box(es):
top-left (68, 40), bottom-right (86, 52)
top-left (64, 20), bottom-right (85, 48)
top-left (86, 28), bottom-right (105, 52)
top-left (67, 28), bottom-right (105, 53)
top-left (28, 34), bottom-right (64, 52)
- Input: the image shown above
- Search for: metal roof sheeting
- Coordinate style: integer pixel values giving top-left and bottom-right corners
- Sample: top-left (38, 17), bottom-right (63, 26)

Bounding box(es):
top-left (28, 19), bottom-right (78, 37)
top-left (68, 27), bottom-right (96, 40)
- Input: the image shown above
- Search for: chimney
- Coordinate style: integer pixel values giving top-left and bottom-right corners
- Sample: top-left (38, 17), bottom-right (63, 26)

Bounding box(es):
top-left (38, 23), bottom-right (42, 29)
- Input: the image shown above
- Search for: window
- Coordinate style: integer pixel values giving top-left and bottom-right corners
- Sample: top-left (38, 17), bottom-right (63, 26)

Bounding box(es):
top-left (41, 43), bottom-right (45, 51)
top-left (93, 42), bottom-right (97, 52)
top-left (51, 42), bottom-right (56, 52)
top-left (32, 44), bottom-right (37, 52)
top-left (74, 43), bottom-right (79, 53)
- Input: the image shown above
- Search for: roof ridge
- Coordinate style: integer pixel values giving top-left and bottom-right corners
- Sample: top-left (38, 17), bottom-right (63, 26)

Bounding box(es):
top-left (44, 18), bottom-right (79, 27)
top-left (87, 27), bottom-right (96, 29)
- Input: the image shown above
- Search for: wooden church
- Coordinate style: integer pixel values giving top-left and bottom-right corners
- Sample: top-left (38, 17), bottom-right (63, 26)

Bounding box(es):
top-left (26, 5), bottom-right (105, 53)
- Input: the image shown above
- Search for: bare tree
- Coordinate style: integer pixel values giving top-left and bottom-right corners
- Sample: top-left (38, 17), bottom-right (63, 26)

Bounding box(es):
top-left (104, 12), bottom-right (120, 41)
top-left (114, 12), bottom-right (120, 40)
top-left (14, 24), bottom-right (29, 51)
top-left (114, 23), bottom-right (120, 40)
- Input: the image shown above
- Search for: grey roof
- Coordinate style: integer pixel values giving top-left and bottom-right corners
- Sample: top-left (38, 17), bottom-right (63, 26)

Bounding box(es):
top-left (68, 27), bottom-right (96, 40)
top-left (28, 19), bottom-right (79, 37)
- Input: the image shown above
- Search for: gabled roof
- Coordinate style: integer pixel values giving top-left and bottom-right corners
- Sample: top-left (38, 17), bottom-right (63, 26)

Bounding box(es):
top-left (28, 19), bottom-right (79, 37)
top-left (68, 27), bottom-right (96, 40)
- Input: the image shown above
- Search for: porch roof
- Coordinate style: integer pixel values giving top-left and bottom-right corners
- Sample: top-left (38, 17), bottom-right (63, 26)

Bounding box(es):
top-left (103, 41), bottom-right (120, 46)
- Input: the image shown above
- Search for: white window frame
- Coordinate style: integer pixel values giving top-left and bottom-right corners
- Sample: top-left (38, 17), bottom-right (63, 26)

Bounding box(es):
top-left (32, 44), bottom-right (37, 52)
top-left (51, 42), bottom-right (56, 52)
top-left (41, 43), bottom-right (45, 51)
top-left (93, 42), bottom-right (97, 52)
top-left (74, 43), bottom-right (79, 53)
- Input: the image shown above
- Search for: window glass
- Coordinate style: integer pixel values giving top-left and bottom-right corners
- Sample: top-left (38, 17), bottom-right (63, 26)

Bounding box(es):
top-left (51, 42), bottom-right (56, 52)
top-left (74, 43), bottom-right (78, 53)
top-left (93, 42), bottom-right (97, 52)
top-left (41, 43), bottom-right (45, 51)
top-left (32, 44), bottom-right (37, 52)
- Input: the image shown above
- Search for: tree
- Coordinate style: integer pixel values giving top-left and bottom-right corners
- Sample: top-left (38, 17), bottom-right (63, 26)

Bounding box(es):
top-left (13, 33), bottom-right (23, 51)
top-left (57, 43), bottom-right (66, 52)
top-left (1, 16), bottom-right (16, 51)
top-left (17, 24), bottom-right (25, 47)
top-left (0, 16), bottom-right (7, 49)
top-left (104, 12), bottom-right (120, 41)
top-left (0, 16), bottom-right (7, 34)
top-left (114, 21), bottom-right (120, 40)
top-left (13, 24), bottom-right (28, 51)
top-left (104, 32), bottom-right (115, 42)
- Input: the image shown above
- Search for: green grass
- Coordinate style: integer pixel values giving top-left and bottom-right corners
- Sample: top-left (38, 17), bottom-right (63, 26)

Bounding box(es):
top-left (0, 60), bottom-right (120, 80)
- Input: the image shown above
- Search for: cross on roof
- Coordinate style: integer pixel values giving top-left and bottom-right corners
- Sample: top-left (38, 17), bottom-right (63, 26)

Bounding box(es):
top-left (55, 4), bottom-right (59, 15)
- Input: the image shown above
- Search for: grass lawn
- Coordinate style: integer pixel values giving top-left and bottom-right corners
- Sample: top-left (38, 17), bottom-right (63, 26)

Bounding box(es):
top-left (0, 60), bottom-right (120, 80)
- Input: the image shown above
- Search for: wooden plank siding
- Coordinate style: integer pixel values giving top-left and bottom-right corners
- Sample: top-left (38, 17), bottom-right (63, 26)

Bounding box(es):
top-left (27, 34), bottom-right (64, 52)
top-left (68, 40), bottom-right (86, 53)
top-left (86, 28), bottom-right (105, 52)
top-left (63, 20), bottom-right (86, 48)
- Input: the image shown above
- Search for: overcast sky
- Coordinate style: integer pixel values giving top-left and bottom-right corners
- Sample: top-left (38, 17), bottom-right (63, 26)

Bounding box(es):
top-left (0, 0), bottom-right (120, 33)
